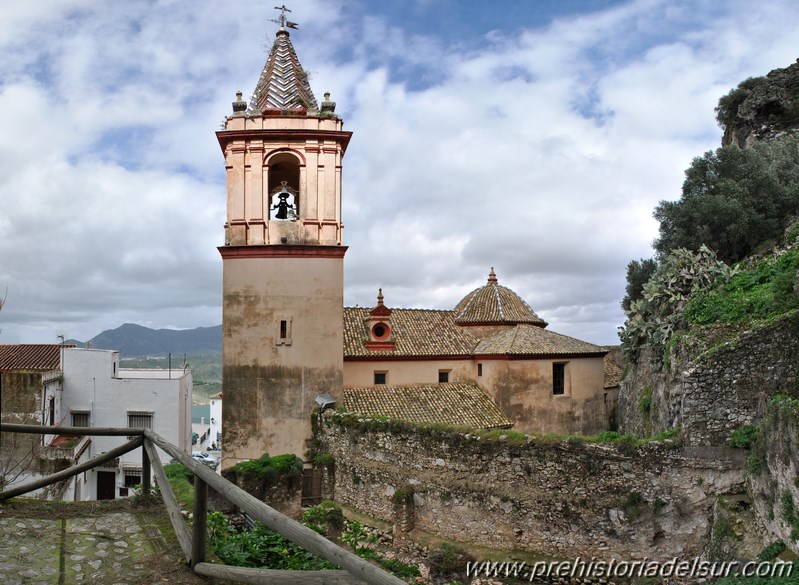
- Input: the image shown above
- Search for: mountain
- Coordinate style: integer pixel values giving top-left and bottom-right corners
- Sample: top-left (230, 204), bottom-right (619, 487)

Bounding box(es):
top-left (68, 323), bottom-right (222, 358)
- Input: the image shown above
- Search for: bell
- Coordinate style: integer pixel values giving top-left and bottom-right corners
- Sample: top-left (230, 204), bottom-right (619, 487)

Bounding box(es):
top-left (275, 201), bottom-right (288, 219)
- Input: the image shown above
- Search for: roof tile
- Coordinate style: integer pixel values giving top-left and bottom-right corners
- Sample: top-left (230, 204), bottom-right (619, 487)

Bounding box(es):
top-left (0, 344), bottom-right (68, 372)
top-left (342, 381), bottom-right (513, 429)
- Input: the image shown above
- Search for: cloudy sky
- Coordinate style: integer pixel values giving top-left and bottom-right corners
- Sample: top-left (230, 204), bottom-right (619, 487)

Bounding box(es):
top-left (0, 0), bottom-right (797, 346)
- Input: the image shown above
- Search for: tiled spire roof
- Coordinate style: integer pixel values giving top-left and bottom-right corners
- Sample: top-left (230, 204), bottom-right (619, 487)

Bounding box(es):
top-left (453, 268), bottom-right (547, 326)
top-left (249, 28), bottom-right (318, 114)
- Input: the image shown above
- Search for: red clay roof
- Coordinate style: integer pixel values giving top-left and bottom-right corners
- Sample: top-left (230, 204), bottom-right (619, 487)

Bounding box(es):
top-left (0, 344), bottom-right (69, 372)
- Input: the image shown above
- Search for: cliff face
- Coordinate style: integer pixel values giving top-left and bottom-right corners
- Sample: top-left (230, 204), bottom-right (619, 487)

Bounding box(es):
top-left (718, 58), bottom-right (799, 148)
top-left (618, 312), bottom-right (799, 446)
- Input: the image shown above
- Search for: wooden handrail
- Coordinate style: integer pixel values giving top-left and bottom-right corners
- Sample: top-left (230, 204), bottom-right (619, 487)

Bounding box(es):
top-left (145, 429), bottom-right (405, 585)
top-left (1, 423), bottom-right (145, 436)
top-left (0, 423), bottom-right (407, 585)
top-left (0, 436), bottom-right (143, 501)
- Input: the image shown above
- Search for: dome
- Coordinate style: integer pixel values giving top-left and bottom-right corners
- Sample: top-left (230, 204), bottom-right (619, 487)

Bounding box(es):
top-left (453, 268), bottom-right (547, 326)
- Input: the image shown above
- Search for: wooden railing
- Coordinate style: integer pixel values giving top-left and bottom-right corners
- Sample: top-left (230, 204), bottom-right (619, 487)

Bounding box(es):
top-left (0, 423), bottom-right (405, 585)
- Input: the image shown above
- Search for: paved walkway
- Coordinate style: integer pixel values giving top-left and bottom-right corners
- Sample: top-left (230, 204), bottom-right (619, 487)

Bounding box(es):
top-left (0, 501), bottom-right (203, 585)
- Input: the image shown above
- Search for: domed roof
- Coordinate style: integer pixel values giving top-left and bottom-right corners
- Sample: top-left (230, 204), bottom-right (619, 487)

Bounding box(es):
top-left (453, 268), bottom-right (547, 326)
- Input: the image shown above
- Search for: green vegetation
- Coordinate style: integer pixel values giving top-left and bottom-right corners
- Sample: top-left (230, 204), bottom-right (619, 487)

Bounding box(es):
top-left (727, 425), bottom-right (760, 449)
top-left (207, 510), bottom-right (337, 570)
top-left (391, 485), bottom-right (414, 505)
top-left (231, 453), bottom-right (303, 482)
top-left (639, 385), bottom-right (653, 416)
top-left (619, 246), bottom-right (733, 358)
top-left (685, 250), bottom-right (799, 325)
top-left (207, 506), bottom-right (420, 581)
top-left (758, 540), bottom-right (787, 561)
top-left (621, 257), bottom-right (657, 311)
top-left (653, 136), bottom-right (799, 265)
top-left (714, 76), bottom-right (764, 129)
top-left (427, 543), bottom-right (474, 582)
top-left (163, 463), bottom-right (195, 510)
top-left (622, 492), bottom-right (644, 520)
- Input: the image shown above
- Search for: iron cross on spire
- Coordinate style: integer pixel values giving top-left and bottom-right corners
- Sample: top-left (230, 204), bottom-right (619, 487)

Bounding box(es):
top-left (271, 5), bottom-right (299, 29)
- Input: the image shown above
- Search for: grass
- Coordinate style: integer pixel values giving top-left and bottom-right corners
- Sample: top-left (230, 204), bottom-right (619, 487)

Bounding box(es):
top-left (163, 463), bottom-right (195, 510)
top-left (684, 249), bottom-right (799, 325)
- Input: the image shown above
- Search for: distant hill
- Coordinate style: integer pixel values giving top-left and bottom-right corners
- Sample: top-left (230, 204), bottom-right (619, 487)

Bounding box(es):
top-left (67, 323), bottom-right (222, 358)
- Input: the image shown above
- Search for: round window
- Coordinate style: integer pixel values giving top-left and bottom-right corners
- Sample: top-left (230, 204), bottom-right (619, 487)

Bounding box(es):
top-left (372, 323), bottom-right (389, 340)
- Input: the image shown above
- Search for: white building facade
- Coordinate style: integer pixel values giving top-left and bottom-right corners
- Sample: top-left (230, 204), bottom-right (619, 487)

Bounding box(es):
top-left (60, 348), bottom-right (192, 500)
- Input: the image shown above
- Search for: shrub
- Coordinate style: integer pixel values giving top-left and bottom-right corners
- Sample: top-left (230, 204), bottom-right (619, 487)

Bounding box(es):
top-left (727, 425), bottom-right (759, 449)
top-left (428, 543), bottom-right (474, 581)
top-left (758, 540), bottom-right (786, 562)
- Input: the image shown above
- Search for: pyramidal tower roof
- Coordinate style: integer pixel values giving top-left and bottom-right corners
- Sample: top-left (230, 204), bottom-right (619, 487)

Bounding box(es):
top-left (248, 26), bottom-right (318, 115)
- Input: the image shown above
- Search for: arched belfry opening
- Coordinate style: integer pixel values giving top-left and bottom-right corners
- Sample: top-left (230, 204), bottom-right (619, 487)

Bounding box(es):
top-left (268, 152), bottom-right (301, 220)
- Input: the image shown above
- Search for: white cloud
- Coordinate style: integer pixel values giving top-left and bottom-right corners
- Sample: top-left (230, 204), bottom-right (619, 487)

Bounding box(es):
top-left (1, 0), bottom-right (797, 346)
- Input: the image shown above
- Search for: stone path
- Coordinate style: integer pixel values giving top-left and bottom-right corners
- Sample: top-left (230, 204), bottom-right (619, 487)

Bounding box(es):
top-left (0, 506), bottom-right (198, 585)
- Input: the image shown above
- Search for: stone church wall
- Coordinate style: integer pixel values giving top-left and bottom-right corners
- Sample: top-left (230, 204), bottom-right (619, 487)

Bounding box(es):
top-left (318, 413), bottom-right (748, 560)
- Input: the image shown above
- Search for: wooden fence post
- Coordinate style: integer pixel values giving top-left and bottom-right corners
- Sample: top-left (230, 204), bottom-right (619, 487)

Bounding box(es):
top-left (141, 442), bottom-right (151, 495)
top-left (192, 476), bottom-right (208, 567)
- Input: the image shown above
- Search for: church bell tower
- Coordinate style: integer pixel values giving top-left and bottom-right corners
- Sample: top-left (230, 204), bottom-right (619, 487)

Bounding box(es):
top-left (217, 13), bottom-right (351, 467)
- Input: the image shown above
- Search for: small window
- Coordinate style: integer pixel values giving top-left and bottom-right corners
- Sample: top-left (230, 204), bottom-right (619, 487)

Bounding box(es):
top-left (477, 363), bottom-right (483, 377)
top-left (127, 411), bottom-right (153, 439)
top-left (71, 411), bottom-right (90, 428)
top-left (438, 370), bottom-right (450, 383)
top-left (553, 363), bottom-right (566, 395)
top-left (123, 468), bottom-right (142, 488)
top-left (374, 372), bottom-right (387, 385)
top-left (276, 316), bottom-right (292, 345)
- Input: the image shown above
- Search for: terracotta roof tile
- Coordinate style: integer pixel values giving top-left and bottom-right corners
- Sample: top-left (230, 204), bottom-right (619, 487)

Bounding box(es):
top-left (342, 382), bottom-right (513, 429)
top-left (474, 325), bottom-right (606, 357)
top-left (0, 344), bottom-right (68, 372)
top-left (453, 270), bottom-right (546, 326)
top-left (344, 308), bottom-right (477, 358)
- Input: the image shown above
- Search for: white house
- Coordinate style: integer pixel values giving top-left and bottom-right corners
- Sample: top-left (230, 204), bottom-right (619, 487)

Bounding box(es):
top-left (1, 344), bottom-right (192, 500)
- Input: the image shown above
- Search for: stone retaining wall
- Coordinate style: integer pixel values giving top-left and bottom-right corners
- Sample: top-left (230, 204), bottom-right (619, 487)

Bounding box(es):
top-left (619, 312), bottom-right (799, 446)
top-left (318, 415), bottom-right (747, 560)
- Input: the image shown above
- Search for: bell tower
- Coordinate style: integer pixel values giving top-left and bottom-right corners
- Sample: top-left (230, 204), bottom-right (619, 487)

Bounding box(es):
top-left (218, 14), bottom-right (351, 467)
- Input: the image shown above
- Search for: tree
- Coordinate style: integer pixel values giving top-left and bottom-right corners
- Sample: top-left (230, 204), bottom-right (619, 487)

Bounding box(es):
top-left (653, 136), bottom-right (799, 264)
top-left (621, 258), bottom-right (657, 312)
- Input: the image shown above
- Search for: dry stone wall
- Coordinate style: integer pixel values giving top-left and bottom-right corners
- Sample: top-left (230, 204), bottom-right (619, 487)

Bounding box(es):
top-left (619, 312), bottom-right (799, 446)
top-left (319, 415), bottom-right (748, 561)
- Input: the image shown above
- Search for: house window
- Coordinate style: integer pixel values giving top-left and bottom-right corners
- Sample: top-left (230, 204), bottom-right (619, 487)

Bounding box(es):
top-left (123, 467), bottom-right (142, 487)
top-left (276, 317), bottom-right (292, 345)
top-left (127, 411), bottom-right (153, 439)
top-left (71, 411), bottom-right (90, 428)
top-left (477, 363), bottom-right (483, 377)
top-left (48, 397), bottom-right (55, 426)
top-left (374, 372), bottom-right (387, 385)
top-left (438, 370), bottom-right (450, 383)
top-left (553, 363), bottom-right (566, 395)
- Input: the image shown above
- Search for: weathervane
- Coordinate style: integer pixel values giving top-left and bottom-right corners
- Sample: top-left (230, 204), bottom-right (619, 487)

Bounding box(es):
top-left (271, 5), bottom-right (299, 30)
